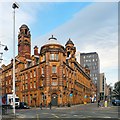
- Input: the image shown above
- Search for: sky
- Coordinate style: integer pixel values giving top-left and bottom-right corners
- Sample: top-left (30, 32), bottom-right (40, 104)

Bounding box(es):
top-left (0, 0), bottom-right (118, 86)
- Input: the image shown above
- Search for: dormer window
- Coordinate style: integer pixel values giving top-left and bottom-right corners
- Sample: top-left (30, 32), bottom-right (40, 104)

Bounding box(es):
top-left (26, 59), bottom-right (32, 68)
top-left (27, 61), bottom-right (31, 68)
top-left (36, 58), bottom-right (39, 64)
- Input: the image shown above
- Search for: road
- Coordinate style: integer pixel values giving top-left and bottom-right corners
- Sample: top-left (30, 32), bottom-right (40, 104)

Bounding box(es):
top-left (1, 103), bottom-right (120, 120)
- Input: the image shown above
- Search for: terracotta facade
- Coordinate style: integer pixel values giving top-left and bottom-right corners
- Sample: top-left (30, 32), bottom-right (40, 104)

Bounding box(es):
top-left (1, 24), bottom-right (96, 107)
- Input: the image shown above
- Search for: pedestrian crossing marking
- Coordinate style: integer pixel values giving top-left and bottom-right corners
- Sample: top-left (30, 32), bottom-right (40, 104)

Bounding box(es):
top-left (52, 114), bottom-right (59, 118)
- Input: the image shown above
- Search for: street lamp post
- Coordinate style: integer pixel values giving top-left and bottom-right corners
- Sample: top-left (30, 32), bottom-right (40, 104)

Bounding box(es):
top-left (0, 41), bottom-right (8, 63)
top-left (12, 2), bottom-right (19, 115)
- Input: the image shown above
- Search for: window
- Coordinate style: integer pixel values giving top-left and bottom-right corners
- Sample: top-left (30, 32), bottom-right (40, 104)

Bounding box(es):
top-left (56, 54), bottom-right (58, 60)
top-left (16, 86), bottom-right (19, 91)
top-left (27, 61), bottom-right (31, 68)
top-left (41, 79), bottom-right (44, 86)
top-left (52, 66), bottom-right (57, 73)
top-left (50, 54), bottom-right (54, 60)
top-left (32, 61), bottom-right (35, 66)
top-left (30, 94), bottom-right (32, 103)
top-left (23, 84), bottom-right (25, 90)
top-left (95, 77), bottom-right (97, 80)
top-left (25, 64), bottom-right (27, 68)
top-left (50, 54), bottom-right (58, 60)
top-left (52, 82), bottom-right (57, 86)
top-left (34, 70), bottom-right (36, 77)
top-left (25, 73), bottom-right (28, 79)
top-left (25, 83), bottom-right (28, 89)
top-left (89, 55), bottom-right (91, 58)
top-left (34, 81), bottom-right (36, 88)
top-left (25, 29), bottom-right (27, 34)
top-left (30, 82), bottom-right (32, 88)
top-left (84, 64), bottom-right (86, 67)
top-left (36, 58), bottom-right (39, 64)
top-left (6, 81), bottom-right (8, 85)
top-left (67, 52), bottom-right (70, 58)
top-left (6, 72), bottom-right (8, 77)
top-left (41, 67), bottom-right (44, 74)
top-left (22, 96), bottom-right (25, 102)
top-left (30, 71), bottom-right (32, 78)
top-left (9, 70), bottom-right (11, 76)
top-left (41, 54), bottom-right (45, 62)
top-left (25, 95), bottom-right (27, 103)
top-left (67, 81), bottom-right (68, 87)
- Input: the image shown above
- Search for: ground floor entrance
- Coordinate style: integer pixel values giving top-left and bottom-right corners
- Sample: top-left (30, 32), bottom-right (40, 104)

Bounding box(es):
top-left (51, 93), bottom-right (58, 106)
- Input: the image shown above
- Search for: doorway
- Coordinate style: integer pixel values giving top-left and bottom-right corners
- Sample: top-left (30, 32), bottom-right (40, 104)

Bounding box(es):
top-left (51, 93), bottom-right (58, 106)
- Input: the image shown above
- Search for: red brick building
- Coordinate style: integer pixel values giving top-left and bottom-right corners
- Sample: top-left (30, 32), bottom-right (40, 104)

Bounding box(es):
top-left (1, 24), bottom-right (96, 107)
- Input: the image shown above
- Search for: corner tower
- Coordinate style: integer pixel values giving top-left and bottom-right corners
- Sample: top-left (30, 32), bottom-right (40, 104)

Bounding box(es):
top-left (65, 38), bottom-right (76, 59)
top-left (18, 24), bottom-right (31, 59)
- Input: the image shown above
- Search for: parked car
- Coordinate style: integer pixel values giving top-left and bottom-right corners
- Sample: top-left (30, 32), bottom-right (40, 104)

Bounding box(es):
top-left (19, 102), bottom-right (30, 109)
top-left (112, 99), bottom-right (120, 106)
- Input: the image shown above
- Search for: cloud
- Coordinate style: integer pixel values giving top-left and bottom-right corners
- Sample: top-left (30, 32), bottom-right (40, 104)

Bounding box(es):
top-left (33, 2), bottom-right (118, 84)
top-left (0, 2), bottom-right (45, 64)
top-left (0, 2), bottom-right (118, 85)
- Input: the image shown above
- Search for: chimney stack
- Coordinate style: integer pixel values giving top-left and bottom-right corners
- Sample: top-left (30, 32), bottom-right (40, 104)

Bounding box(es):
top-left (34, 46), bottom-right (39, 55)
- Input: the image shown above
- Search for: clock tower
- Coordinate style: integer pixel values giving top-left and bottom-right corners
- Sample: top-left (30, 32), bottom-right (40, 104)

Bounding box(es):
top-left (18, 24), bottom-right (31, 59)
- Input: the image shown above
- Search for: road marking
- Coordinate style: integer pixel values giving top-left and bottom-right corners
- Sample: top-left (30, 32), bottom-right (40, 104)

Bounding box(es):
top-left (52, 114), bottom-right (59, 118)
top-left (73, 115), bottom-right (78, 116)
top-left (86, 116), bottom-right (92, 118)
top-left (62, 114), bottom-right (67, 116)
top-left (17, 114), bottom-right (26, 118)
top-left (43, 113), bottom-right (49, 114)
top-left (103, 116), bottom-right (111, 118)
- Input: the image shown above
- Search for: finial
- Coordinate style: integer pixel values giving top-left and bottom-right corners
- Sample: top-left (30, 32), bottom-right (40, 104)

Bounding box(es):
top-left (49, 35), bottom-right (57, 40)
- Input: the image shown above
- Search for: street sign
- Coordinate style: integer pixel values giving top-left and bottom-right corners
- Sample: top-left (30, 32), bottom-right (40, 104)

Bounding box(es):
top-left (70, 93), bottom-right (73, 97)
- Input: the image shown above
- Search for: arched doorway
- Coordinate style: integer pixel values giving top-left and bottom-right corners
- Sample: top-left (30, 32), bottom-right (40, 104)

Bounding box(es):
top-left (51, 93), bottom-right (58, 106)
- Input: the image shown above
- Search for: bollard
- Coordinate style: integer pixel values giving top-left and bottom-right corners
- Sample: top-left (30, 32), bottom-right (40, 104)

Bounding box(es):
top-left (104, 101), bottom-right (107, 107)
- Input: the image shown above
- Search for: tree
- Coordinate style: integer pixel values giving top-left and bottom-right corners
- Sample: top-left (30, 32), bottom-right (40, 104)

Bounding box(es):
top-left (113, 81), bottom-right (120, 99)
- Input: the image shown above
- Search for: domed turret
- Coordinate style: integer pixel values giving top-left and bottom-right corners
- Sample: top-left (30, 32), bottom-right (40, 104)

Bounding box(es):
top-left (46, 35), bottom-right (60, 45)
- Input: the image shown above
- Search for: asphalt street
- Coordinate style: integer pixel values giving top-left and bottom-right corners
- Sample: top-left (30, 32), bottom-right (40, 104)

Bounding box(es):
top-left (1, 103), bottom-right (120, 120)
